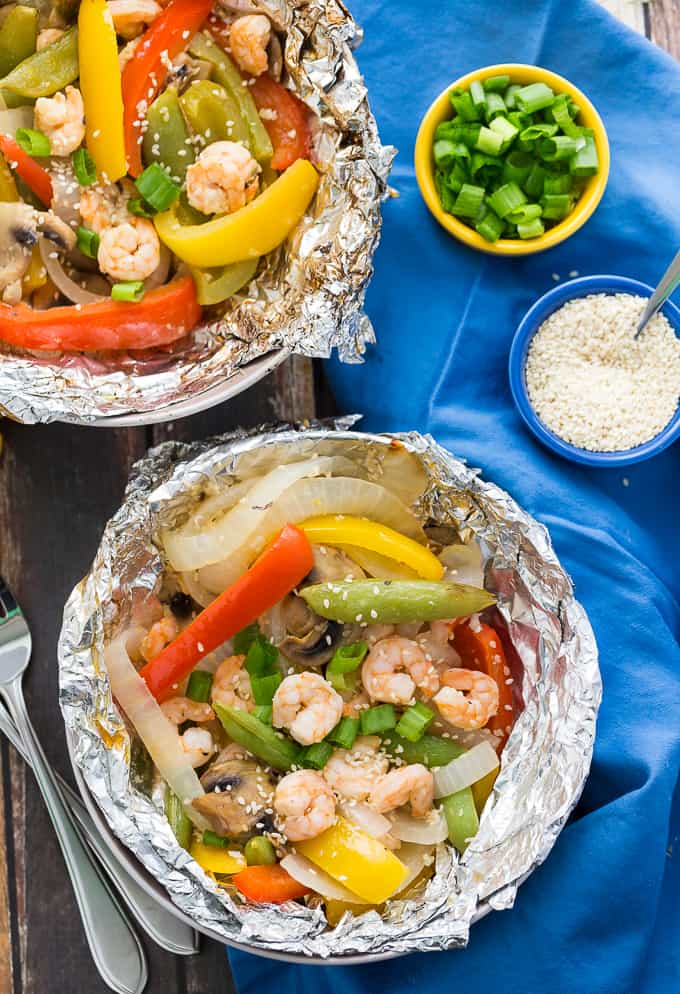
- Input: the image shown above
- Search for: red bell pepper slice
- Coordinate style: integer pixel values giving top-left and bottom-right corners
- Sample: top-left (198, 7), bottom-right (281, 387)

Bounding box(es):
top-left (233, 864), bottom-right (311, 903)
top-left (451, 619), bottom-right (515, 748)
top-left (140, 524), bottom-right (314, 702)
top-left (121, 0), bottom-right (214, 176)
top-left (249, 74), bottom-right (312, 171)
top-left (0, 135), bottom-right (53, 206)
top-left (0, 276), bottom-right (201, 352)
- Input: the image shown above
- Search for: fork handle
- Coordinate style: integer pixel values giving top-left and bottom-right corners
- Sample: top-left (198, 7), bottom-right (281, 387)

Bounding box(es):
top-left (637, 246), bottom-right (680, 335)
top-left (1, 681), bottom-right (148, 994)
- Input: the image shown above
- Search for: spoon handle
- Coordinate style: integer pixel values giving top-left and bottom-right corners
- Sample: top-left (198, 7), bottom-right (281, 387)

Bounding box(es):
top-left (636, 247), bottom-right (680, 336)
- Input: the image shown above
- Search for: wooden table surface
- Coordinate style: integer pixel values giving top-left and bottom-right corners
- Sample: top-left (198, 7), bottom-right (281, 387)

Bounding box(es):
top-left (0, 4), bottom-right (678, 993)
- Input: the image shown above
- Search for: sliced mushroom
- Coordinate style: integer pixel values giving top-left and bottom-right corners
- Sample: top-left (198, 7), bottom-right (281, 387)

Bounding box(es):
top-left (304, 545), bottom-right (365, 586)
top-left (0, 202), bottom-right (76, 305)
top-left (193, 754), bottom-right (276, 838)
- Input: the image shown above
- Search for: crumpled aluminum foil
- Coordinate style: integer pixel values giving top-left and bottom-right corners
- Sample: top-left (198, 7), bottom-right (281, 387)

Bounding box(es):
top-left (0, 1), bottom-right (394, 425)
top-left (58, 424), bottom-right (601, 959)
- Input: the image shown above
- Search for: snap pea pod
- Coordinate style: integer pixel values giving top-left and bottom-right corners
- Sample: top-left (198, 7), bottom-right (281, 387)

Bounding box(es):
top-left (381, 732), bottom-right (466, 768)
top-left (189, 257), bottom-right (259, 306)
top-left (180, 78), bottom-right (251, 149)
top-left (440, 788), bottom-right (479, 853)
top-left (214, 703), bottom-right (302, 771)
top-left (143, 87), bottom-right (195, 184)
top-left (0, 6), bottom-right (38, 79)
top-left (0, 26), bottom-right (79, 98)
top-left (188, 32), bottom-right (273, 162)
top-left (164, 787), bottom-right (192, 851)
top-left (300, 580), bottom-right (496, 625)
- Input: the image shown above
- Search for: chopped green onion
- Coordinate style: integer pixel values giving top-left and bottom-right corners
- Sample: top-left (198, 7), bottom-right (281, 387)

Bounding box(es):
top-left (434, 120), bottom-right (458, 142)
top-left (488, 181), bottom-right (527, 219)
top-left (76, 226), bottom-right (99, 260)
top-left (570, 133), bottom-right (599, 176)
top-left (543, 171), bottom-right (573, 195)
top-left (360, 704), bottom-right (397, 735)
top-left (203, 830), bottom-right (230, 848)
top-left (111, 281), bottom-right (145, 302)
top-left (433, 139), bottom-right (459, 168)
top-left (524, 162), bottom-right (547, 198)
top-left (540, 194), bottom-right (572, 220)
top-left (128, 197), bottom-right (157, 218)
top-left (437, 175), bottom-right (458, 213)
top-left (517, 217), bottom-right (545, 239)
top-left (504, 83), bottom-right (521, 109)
top-left (327, 716), bottom-right (360, 750)
top-left (15, 127), bottom-right (50, 157)
top-left (540, 135), bottom-right (585, 162)
top-left (515, 81), bottom-right (555, 114)
top-left (444, 161), bottom-right (469, 195)
top-left (395, 702), bottom-right (435, 742)
top-left (470, 153), bottom-right (503, 186)
top-left (135, 161), bottom-right (181, 211)
top-left (72, 148), bottom-right (97, 186)
top-left (502, 150), bottom-right (533, 186)
top-left (475, 206), bottom-right (504, 242)
top-left (300, 741), bottom-right (334, 770)
top-left (507, 110), bottom-right (532, 130)
top-left (507, 202), bottom-right (542, 224)
top-left (489, 115), bottom-right (518, 149)
top-left (244, 635), bottom-right (278, 677)
top-left (252, 705), bottom-right (273, 724)
top-left (475, 125), bottom-right (504, 156)
top-left (453, 122), bottom-right (482, 148)
top-left (250, 671), bottom-right (282, 706)
top-left (233, 623), bottom-right (260, 655)
top-left (519, 122), bottom-right (558, 144)
top-left (186, 670), bottom-right (213, 703)
top-left (326, 641), bottom-right (368, 691)
top-left (483, 92), bottom-right (506, 121)
top-left (449, 88), bottom-right (479, 121)
top-left (483, 74), bottom-right (510, 93)
top-left (469, 79), bottom-right (486, 112)
top-left (452, 182), bottom-right (486, 219)
top-left (550, 94), bottom-right (583, 139)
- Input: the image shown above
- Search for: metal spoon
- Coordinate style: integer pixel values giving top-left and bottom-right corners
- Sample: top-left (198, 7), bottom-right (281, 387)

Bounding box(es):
top-left (635, 248), bottom-right (680, 337)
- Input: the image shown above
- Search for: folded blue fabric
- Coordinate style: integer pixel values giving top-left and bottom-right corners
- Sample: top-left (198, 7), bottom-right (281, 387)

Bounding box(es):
top-left (229, 2), bottom-right (680, 991)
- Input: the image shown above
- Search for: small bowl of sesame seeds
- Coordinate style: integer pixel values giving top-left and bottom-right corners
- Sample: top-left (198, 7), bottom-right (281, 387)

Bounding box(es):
top-left (509, 274), bottom-right (680, 466)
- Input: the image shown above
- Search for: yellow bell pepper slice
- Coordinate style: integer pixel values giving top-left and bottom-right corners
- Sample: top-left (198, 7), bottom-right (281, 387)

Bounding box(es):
top-left (0, 150), bottom-right (19, 202)
top-left (299, 515), bottom-right (444, 581)
top-left (78, 0), bottom-right (127, 182)
top-left (189, 840), bottom-right (246, 875)
top-left (296, 816), bottom-right (408, 904)
top-left (472, 767), bottom-right (498, 814)
top-left (22, 247), bottom-right (47, 293)
top-left (154, 158), bottom-right (320, 267)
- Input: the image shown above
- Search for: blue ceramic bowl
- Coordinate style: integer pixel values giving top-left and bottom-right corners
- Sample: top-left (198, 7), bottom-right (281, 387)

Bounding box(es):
top-left (508, 274), bottom-right (680, 467)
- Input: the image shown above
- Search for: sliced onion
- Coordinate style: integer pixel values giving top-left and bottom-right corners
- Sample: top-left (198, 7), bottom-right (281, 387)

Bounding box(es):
top-left (259, 599), bottom-right (287, 645)
top-left (281, 853), bottom-right (366, 904)
top-left (39, 238), bottom-right (107, 305)
top-left (143, 242), bottom-right (171, 291)
top-left (104, 633), bottom-right (209, 829)
top-left (432, 741), bottom-right (499, 799)
top-left (50, 162), bottom-right (84, 234)
top-left (179, 570), bottom-right (215, 609)
top-left (338, 800), bottom-right (391, 839)
top-left (393, 842), bottom-right (436, 896)
top-left (162, 456), bottom-right (347, 572)
top-left (439, 543), bottom-right (484, 587)
top-left (340, 544), bottom-right (419, 581)
top-left (0, 107), bottom-right (34, 136)
top-left (388, 807), bottom-right (448, 845)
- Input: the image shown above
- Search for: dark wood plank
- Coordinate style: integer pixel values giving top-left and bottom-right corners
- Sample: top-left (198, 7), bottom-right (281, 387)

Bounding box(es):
top-left (649, 0), bottom-right (680, 58)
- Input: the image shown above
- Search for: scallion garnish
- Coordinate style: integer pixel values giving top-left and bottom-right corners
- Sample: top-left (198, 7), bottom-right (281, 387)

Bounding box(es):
top-left (128, 197), bottom-right (157, 218)
top-left (135, 161), bottom-right (181, 212)
top-left (77, 226), bottom-right (100, 259)
top-left (15, 127), bottom-right (50, 157)
top-left (395, 702), bottom-right (435, 743)
top-left (111, 281), bottom-right (145, 302)
top-left (360, 704), bottom-right (397, 736)
top-left (72, 147), bottom-right (97, 186)
top-left (326, 716), bottom-right (359, 750)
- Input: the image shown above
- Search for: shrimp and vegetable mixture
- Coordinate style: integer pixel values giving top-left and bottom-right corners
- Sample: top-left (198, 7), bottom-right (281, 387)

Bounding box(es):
top-left (105, 455), bottom-right (518, 914)
top-left (0, 0), bottom-right (319, 352)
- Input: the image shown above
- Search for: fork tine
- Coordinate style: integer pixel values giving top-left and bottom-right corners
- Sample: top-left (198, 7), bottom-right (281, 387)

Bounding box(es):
top-left (0, 575), bottom-right (20, 623)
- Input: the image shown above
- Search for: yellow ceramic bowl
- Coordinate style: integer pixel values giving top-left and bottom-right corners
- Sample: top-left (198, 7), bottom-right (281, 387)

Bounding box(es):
top-left (414, 64), bottom-right (610, 256)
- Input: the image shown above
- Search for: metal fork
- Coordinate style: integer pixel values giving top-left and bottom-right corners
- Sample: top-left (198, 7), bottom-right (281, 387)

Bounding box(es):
top-left (0, 576), bottom-right (147, 994)
top-left (635, 247), bottom-right (680, 337)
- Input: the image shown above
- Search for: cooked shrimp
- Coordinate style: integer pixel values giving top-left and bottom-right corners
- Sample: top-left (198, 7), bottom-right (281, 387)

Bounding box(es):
top-left (140, 616), bottom-right (178, 663)
top-left (185, 141), bottom-right (260, 216)
top-left (272, 672), bottom-right (343, 746)
top-left (79, 187), bottom-right (125, 235)
top-left (229, 14), bottom-right (271, 77)
top-left (36, 28), bottom-right (65, 51)
top-left (370, 763), bottom-right (434, 818)
top-left (361, 637), bottom-right (439, 705)
top-left (342, 689), bottom-right (370, 718)
top-left (434, 669), bottom-right (499, 730)
top-left (323, 736), bottom-right (389, 801)
top-left (180, 726), bottom-right (216, 768)
top-left (211, 655), bottom-right (253, 712)
top-left (417, 622), bottom-right (461, 670)
top-left (107, 0), bottom-right (162, 40)
top-left (34, 86), bottom-right (85, 157)
top-left (97, 217), bottom-right (161, 281)
top-left (274, 770), bottom-right (336, 842)
top-left (161, 696), bottom-right (215, 725)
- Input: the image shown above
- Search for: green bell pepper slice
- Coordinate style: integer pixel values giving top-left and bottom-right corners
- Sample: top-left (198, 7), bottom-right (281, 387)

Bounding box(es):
top-left (180, 78), bottom-right (251, 149)
top-left (0, 6), bottom-right (38, 79)
top-left (299, 579), bottom-right (496, 625)
top-left (164, 787), bottom-right (192, 851)
top-left (214, 703), bottom-right (302, 771)
top-left (440, 788), bottom-right (479, 853)
top-left (0, 26), bottom-right (79, 98)
top-left (189, 258), bottom-right (259, 305)
top-left (143, 86), bottom-right (195, 184)
top-left (188, 32), bottom-right (273, 162)
top-left (381, 732), bottom-right (466, 768)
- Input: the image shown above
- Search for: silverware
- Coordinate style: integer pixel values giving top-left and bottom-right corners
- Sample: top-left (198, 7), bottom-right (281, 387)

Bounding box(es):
top-left (0, 576), bottom-right (148, 994)
top-left (636, 248), bottom-right (680, 337)
top-left (0, 701), bottom-right (199, 958)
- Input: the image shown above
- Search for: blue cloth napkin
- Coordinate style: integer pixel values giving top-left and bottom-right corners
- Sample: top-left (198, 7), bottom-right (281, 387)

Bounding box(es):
top-left (229, 2), bottom-right (680, 991)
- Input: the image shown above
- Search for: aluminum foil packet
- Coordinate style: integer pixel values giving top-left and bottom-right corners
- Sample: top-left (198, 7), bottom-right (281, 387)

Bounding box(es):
top-left (0, 1), bottom-right (394, 425)
top-left (59, 424), bottom-right (601, 958)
